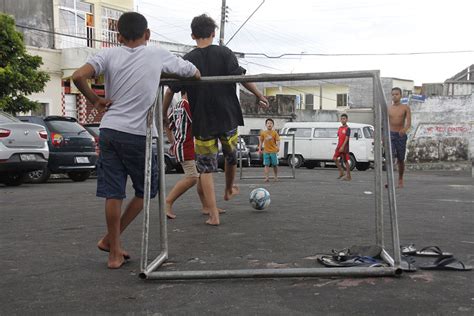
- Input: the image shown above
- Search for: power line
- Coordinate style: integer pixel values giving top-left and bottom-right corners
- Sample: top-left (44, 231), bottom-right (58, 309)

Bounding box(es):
top-left (16, 24), bottom-right (474, 59)
top-left (245, 50), bottom-right (474, 58)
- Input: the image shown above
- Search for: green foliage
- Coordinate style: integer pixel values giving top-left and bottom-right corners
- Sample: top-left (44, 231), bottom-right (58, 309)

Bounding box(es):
top-left (0, 13), bottom-right (50, 115)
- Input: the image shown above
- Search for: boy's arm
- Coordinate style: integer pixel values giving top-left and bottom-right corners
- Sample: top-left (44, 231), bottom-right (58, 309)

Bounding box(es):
top-left (161, 49), bottom-right (201, 80)
top-left (162, 88), bottom-right (174, 128)
top-left (401, 106), bottom-right (412, 136)
top-left (242, 82), bottom-right (269, 108)
top-left (162, 88), bottom-right (176, 146)
top-left (258, 133), bottom-right (263, 152)
top-left (72, 64), bottom-right (112, 112)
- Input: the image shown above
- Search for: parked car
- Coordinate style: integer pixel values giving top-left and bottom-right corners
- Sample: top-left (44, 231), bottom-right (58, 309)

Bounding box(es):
top-left (82, 123), bottom-right (100, 154)
top-left (240, 134), bottom-right (263, 166)
top-left (80, 124), bottom-right (181, 174)
top-left (278, 122), bottom-right (375, 171)
top-left (17, 116), bottom-right (98, 183)
top-left (0, 111), bottom-right (49, 186)
top-left (217, 138), bottom-right (251, 170)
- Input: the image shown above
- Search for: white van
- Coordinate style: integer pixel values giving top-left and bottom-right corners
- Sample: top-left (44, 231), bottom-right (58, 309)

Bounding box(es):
top-left (278, 122), bottom-right (374, 171)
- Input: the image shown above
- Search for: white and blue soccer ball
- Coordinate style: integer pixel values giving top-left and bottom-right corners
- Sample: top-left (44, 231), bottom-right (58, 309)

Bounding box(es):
top-left (249, 188), bottom-right (271, 210)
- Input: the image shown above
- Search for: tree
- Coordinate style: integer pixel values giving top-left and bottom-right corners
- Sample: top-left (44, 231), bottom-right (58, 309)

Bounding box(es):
top-left (0, 13), bottom-right (50, 115)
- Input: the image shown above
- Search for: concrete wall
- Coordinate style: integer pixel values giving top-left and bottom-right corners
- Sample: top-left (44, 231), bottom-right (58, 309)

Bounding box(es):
top-left (407, 94), bottom-right (473, 165)
top-left (1, 0), bottom-right (54, 48)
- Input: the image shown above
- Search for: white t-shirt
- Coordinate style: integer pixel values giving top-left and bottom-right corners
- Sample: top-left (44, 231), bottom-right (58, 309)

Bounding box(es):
top-left (87, 45), bottom-right (197, 136)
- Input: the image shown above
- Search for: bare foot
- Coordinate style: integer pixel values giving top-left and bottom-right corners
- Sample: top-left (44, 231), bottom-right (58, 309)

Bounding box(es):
top-left (343, 177), bottom-right (351, 181)
top-left (97, 239), bottom-right (130, 260)
top-left (202, 208), bottom-right (226, 215)
top-left (205, 216), bottom-right (220, 226)
top-left (274, 177), bottom-right (279, 182)
top-left (166, 203), bottom-right (176, 219)
top-left (338, 174), bottom-right (345, 179)
top-left (224, 185), bottom-right (240, 201)
top-left (107, 253), bottom-right (125, 269)
top-left (398, 179), bottom-right (404, 188)
top-left (264, 177), bottom-right (269, 182)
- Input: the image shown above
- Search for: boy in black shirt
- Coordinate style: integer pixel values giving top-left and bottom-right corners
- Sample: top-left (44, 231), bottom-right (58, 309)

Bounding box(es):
top-left (172, 14), bottom-right (268, 225)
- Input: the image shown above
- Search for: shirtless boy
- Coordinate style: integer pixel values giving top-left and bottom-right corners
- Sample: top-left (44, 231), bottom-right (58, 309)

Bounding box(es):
top-left (388, 87), bottom-right (411, 188)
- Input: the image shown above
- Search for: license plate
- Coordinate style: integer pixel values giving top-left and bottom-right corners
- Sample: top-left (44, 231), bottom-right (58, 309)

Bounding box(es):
top-left (20, 154), bottom-right (36, 161)
top-left (75, 157), bottom-right (90, 164)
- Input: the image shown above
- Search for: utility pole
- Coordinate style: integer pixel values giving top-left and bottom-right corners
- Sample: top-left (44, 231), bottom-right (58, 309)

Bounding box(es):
top-left (219, 0), bottom-right (226, 46)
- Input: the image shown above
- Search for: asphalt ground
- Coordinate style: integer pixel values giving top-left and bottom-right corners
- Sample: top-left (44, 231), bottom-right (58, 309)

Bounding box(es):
top-left (1, 166), bottom-right (473, 315)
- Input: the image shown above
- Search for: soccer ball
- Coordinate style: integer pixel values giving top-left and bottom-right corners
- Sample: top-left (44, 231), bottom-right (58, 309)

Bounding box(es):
top-left (249, 188), bottom-right (271, 210)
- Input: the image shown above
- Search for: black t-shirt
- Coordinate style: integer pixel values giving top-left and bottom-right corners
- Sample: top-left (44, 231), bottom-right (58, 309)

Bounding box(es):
top-left (171, 45), bottom-right (245, 138)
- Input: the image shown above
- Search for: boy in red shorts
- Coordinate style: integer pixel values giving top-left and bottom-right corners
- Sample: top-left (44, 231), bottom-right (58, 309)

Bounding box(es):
top-left (334, 114), bottom-right (351, 181)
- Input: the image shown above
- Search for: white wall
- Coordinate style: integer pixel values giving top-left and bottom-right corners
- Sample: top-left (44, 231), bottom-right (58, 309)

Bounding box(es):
top-left (26, 46), bottom-right (63, 115)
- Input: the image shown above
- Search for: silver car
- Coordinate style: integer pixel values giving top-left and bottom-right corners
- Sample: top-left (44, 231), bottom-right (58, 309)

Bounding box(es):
top-left (0, 111), bottom-right (49, 186)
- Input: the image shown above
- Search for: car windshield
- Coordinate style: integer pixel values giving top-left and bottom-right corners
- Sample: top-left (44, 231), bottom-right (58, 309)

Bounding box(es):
top-left (0, 112), bottom-right (20, 123)
top-left (46, 120), bottom-right (86, 133)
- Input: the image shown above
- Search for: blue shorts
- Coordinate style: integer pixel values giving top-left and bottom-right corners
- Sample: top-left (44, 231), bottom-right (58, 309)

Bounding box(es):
top-left (390, 131), bottom-right (408, 162)
top-left (263, 153), bottom-right (278, 167)
top-left (96, 128), bottom-right (158, 199)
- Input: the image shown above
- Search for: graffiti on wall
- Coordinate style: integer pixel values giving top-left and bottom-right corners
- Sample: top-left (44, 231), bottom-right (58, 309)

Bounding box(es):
top-left (414, 123), bottom-right (471, 138)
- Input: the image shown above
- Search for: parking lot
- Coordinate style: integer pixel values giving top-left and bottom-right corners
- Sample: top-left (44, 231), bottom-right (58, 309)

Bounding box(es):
top-left (1, 166), bottom-right (473, 314)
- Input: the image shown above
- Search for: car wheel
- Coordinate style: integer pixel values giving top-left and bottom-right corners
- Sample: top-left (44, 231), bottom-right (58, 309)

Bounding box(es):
top-left (356, 162), bottom-right (370, 171)
top-left (3, 173), bottom-right (26, 186)
top-left (342, 154), bottom-right (356, 171)
top-left (164, 156), bottom-right (174, 174)
top-left (288, 154), bottom-right (303, 168)
top-left (27, 167), bottom-right (51, 184)
top-left (68, 171), bottom-right (91, 182)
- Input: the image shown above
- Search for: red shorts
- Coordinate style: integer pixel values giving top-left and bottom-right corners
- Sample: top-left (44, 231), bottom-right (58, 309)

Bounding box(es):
top-left (333, 149), bottom-right (350, 162)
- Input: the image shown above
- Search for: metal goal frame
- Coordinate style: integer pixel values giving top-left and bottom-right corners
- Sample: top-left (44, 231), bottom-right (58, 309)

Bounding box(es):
top-left (139, 70), bottom-right (402, 280)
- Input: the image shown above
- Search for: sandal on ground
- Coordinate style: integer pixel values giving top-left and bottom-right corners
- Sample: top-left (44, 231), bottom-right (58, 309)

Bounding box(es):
top-left (414, 246), bottom-right (452, 257)
top-left (400, 244), bottom-right (417, 255)
top-left (419, 256), bottom-right (472, 271)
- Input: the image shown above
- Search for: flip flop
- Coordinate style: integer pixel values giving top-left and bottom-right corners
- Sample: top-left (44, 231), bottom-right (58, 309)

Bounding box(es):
top-left (414, 246), bottom-right (452, 257)
top-left (401, 244), bottom-right (417, 255)
top-left (420, 256), bottom-right (472, 271)
top-left (318, 255), bottom-right (385, 267)
top-left (400, 256), bottom-right (417, 272)
top-left (98, 246), bottom-right (131, 260)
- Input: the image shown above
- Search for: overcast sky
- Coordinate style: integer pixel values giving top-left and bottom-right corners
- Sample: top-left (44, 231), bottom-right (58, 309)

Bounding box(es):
top-left (137, 0), bottom-right (473, 86)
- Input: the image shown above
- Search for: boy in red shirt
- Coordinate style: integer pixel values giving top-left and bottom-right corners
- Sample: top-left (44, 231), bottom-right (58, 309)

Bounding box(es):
top-left (334, 114), bottom-right (351, 181)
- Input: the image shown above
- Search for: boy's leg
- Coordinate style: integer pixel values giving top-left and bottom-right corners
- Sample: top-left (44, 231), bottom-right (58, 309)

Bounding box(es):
top-left (263, 153), bottom-right (269, 182)
top-left (272, 153), bottom-right (278, 181)
top-left (224, 159), bottom-right (239, 200)
top-left (98, 196), bottom-right (143, 257)
top-left (104, 198), bottom-right (124, 269)
top-left (334, 150), bottom-right (344, 178)
top-left (344, 154), bottom-right (352, 181)
top-left (200, 173), bottom-right (219, 225)
top-left (165, 161), bottom-right (198, 219)
top-left (195, 136), bottom-right (220, 225)
top-left (398, 160), bottom-right (405, 188)
top-left (198, 177), bottom-right (226, 215)
top-left (220, 129), bottom-right (240, 201)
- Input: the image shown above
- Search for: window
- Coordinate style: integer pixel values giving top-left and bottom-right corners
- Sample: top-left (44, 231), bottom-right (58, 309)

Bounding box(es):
top-left (352, 128), bottom-right (362, 139)
top-left (31, 103), bottom-right (49, 116)
top-left (101, 7), bottom-right (122, 47)
top-left (337, 94), bottom-right (348, 107)
top-left (363, 126), bottom-right (374, 139)
top-left (305, 94), bottom-right (314, 107)
top-left (58, 0), bottom-right (93, 48)
top-left (287, 128), bottom-right (312, 138)
top-left (313, 128), bottom-right (338, 138)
